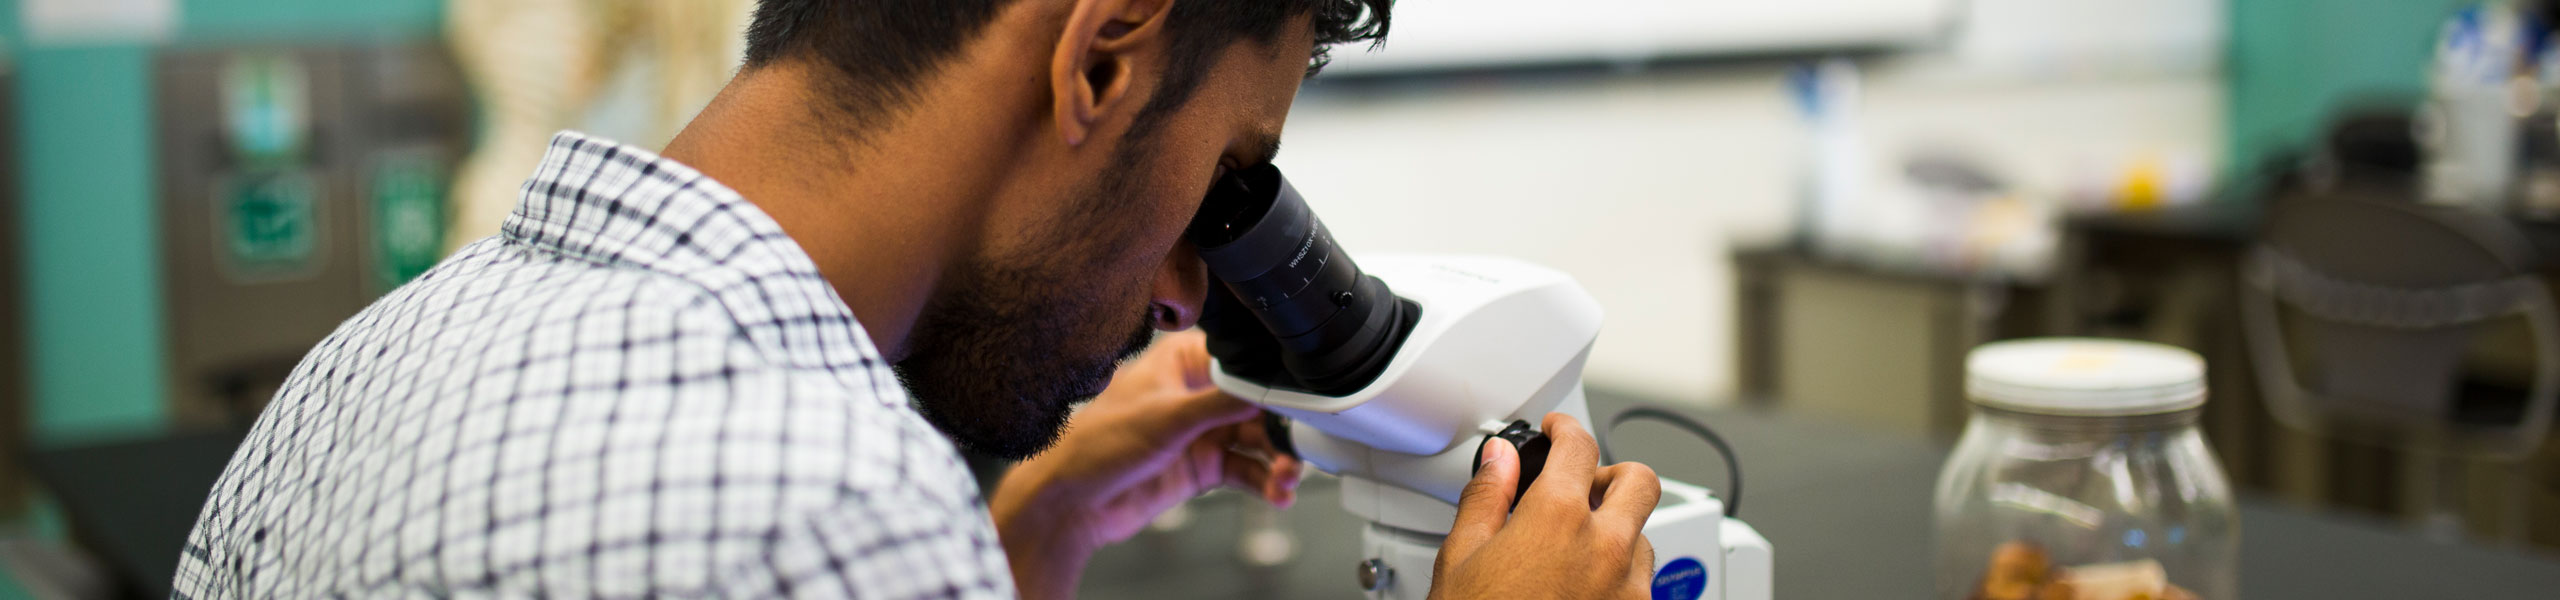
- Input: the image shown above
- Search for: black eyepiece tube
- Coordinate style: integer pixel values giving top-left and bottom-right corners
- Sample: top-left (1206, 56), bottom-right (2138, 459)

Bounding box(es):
top-left (1186, 164), bottom-right (1415, 396)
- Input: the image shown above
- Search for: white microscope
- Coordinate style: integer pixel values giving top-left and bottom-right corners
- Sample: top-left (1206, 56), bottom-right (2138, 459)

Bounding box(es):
top-left (1184, 165), bottom-right (1773, 600)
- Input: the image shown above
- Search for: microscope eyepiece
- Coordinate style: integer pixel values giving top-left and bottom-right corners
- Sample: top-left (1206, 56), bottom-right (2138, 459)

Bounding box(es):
top-left (1187, 164), bottom-right (1416, 396)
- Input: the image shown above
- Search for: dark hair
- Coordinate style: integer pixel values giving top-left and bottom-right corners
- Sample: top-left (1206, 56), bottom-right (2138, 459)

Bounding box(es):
top-left (743, 0), bottom-right (1391, 139)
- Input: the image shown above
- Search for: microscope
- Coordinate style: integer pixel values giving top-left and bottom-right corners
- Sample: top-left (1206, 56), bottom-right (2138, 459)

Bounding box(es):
top-left (1186, 165), bottom-right (1773, 600)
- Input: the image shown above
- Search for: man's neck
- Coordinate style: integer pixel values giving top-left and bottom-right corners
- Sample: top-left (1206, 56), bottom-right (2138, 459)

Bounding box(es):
top-left (660, 61), bottom-right (1029, 360)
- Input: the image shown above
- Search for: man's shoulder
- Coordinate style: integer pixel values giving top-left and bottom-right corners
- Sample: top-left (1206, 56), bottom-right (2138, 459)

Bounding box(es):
top-left (303, 234), bottom-right (960, 499)
top-left (182, 365), bottom-right (983, 597)
top-left (179, 237), bottom-right (990, 597)
top-left (365, 235), bottom-right (739, 337)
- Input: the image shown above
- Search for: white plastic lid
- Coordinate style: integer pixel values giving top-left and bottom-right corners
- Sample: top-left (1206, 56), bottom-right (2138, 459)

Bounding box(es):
top-left (1965, 338), bottom-right (2206, 416)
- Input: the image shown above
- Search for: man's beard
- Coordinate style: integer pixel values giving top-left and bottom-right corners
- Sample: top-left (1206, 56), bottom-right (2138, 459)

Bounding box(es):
top-left (895, 264), bottom-right (1156, 460)
top-left (894, 142), bottom-right (1166, 460)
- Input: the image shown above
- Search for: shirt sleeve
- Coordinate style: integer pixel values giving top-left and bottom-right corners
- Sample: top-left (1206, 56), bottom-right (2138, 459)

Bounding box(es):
top-left (716, 485), bottom-right (1021, 599)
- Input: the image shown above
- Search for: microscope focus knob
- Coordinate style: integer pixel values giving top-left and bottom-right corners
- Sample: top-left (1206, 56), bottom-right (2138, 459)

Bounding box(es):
top-left (1474, 420), bottom-right (1554, 509)
top-left (1357, 558), bottom-right (1392, 591)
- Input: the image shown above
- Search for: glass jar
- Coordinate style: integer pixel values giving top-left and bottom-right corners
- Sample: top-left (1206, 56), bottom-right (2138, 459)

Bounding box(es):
top-left (1933, 339), bottom-right (2239, 600)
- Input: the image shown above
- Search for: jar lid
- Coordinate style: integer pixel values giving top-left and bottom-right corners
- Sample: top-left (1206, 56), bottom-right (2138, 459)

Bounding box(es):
top-left (1965, 338), bottom-right (2206, 416)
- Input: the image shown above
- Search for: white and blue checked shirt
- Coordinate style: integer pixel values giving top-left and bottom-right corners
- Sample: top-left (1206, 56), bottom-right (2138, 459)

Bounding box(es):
top-left (176, 132), bottom-right (1017, 598)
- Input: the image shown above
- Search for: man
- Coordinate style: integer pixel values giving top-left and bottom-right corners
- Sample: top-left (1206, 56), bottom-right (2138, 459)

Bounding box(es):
top-left (177, 0), bottom-right (1663, 597)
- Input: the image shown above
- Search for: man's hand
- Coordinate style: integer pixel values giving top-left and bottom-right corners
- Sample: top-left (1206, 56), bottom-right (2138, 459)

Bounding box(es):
top-left (1429, 413), bottom-right (1663, 599)
top-left (990, 330), bottom-right (1303, 599)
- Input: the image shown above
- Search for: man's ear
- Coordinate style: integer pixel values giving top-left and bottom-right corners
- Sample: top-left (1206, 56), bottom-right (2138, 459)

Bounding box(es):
top-left (1051, 0), bottom-right (1176, 148)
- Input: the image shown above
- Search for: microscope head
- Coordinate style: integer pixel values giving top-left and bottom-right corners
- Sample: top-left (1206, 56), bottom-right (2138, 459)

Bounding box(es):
top-left (1187, 165), bottom-right (1604, 532)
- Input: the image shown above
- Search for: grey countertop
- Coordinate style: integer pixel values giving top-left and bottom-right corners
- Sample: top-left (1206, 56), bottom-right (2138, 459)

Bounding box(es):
top-left (33, 391), bottom-right (2560, 598)
top-left (1079, 393), bottom-right (2560, 599)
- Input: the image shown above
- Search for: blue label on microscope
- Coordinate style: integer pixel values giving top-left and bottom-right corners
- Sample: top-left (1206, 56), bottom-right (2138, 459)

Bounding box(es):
top-left (1652, 557), bottom-right (1708, 600)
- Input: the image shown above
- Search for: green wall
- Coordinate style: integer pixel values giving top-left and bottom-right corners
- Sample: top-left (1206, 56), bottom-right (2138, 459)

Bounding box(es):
top-left (4, 0), bottom-right (445, 444)
top-left (14, 45), bottom-right (163, 440)
top-left (2227, 0), bottom-right (2464, 175)
top-left (0, 2), bottom-right (442, 595)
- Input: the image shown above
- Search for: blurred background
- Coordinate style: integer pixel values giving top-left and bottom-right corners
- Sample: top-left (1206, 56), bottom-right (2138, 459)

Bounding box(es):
top-left (5, 0), bottom-right (2560, 597)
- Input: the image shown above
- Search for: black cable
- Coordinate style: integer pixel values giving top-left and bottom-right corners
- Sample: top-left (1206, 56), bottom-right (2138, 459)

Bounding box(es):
top-left (1600, 404), bottom-right (1743, 518)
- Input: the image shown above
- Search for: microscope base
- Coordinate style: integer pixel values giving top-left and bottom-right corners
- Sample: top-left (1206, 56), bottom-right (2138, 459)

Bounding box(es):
top-left (1354, 478), bottom-right (1771, 599)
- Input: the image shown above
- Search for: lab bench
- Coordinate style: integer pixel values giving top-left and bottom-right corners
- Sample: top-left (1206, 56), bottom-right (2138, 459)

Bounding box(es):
top-left (20, 392), bottom-right (2560, 598)
top-left (1080, 393), bottom-right (2560, 598)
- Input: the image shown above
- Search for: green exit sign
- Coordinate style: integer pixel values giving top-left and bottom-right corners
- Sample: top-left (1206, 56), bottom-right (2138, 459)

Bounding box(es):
top-left (217, 169), bottom-right (321, 280)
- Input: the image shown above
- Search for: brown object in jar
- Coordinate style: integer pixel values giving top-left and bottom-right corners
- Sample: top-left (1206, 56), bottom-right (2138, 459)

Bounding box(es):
top-left (1968, 543), bottom-right (2203, 600)
top-left (1973, 541), bottom-right (2054, 600)
top-left (2065, 559), bottom-right (2172, 600)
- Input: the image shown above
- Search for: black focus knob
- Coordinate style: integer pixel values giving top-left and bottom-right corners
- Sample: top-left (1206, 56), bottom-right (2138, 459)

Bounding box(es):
top-left (1261, 411), bottom-right (1298, 460)
top-left (1472, 420), bottom-right (1552, 511)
